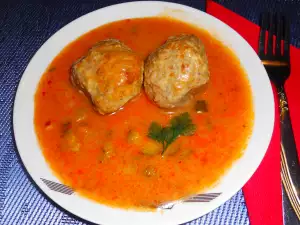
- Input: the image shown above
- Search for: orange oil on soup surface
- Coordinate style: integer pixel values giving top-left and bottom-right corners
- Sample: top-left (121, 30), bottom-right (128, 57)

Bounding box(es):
top-left (34, 17), bottom-right (253, 210)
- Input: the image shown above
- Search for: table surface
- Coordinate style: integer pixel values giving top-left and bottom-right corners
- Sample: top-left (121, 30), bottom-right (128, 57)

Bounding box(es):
top-left (0, 0), bottom-right (299, 224)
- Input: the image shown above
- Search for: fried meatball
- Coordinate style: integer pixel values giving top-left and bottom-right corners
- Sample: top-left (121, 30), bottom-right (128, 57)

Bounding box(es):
top-left (71, 39), bottom-right (144, 115)
top-left (144, 34), bottom-right (210, 108)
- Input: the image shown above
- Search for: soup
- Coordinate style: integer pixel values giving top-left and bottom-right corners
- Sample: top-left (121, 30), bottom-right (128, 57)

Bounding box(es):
top-left (34, 17), bottom-right (253, 210)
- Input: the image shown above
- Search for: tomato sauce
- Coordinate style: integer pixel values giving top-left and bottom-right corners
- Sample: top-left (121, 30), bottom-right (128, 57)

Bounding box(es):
top-left (34, 17), bottom-right (253, 209)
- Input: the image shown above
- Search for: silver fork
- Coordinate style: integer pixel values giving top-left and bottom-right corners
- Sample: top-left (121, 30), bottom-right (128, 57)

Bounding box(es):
top-left (258, 13), bottom-right (300, 221)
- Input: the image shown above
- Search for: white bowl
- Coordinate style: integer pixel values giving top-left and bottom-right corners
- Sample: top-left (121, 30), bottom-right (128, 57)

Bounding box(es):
top-left (13, 1), bottom-right (274, 225)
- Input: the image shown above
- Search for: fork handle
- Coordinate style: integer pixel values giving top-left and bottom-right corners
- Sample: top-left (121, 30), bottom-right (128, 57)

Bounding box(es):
top-left (277, 85), bottom-right (300, 220)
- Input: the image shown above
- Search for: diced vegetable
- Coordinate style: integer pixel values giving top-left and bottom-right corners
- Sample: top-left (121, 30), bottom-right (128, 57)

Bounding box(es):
top-left (103, 141), bottom-right (115, 159)
top-left (127, 130), bottom-right (141, 144)
top-left (141, 140), bottom-right (162, 156)
top-left (64, 131), bottom-right (80, 152)
top-left (143, 165), bottom-right (157, 177)
top-left (195, 100), bottom-right (208, 113)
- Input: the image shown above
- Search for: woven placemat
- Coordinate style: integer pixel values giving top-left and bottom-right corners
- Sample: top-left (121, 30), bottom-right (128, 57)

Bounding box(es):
top-left (215, 0), bottom-right (300, 48)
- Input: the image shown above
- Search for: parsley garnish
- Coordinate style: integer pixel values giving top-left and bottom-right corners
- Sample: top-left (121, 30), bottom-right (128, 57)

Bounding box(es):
top-left (148, 112), bottom-right (196, 155)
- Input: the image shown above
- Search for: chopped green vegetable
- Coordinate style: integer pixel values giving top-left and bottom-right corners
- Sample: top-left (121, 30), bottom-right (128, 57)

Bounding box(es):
top-left (195, 100), bottom-right (208, 113)
top-left (147, 112), bottom-right (196, 155)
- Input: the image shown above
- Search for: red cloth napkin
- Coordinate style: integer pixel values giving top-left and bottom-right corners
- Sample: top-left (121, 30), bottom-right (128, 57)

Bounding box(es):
top-left (207, 1), bottom-right (300, 225)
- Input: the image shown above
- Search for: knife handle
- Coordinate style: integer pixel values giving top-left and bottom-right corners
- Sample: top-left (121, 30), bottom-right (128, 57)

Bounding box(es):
top-left (277, 85), bottom-right (300, 221)
top-left (282, 182), bottom-right (300, 225)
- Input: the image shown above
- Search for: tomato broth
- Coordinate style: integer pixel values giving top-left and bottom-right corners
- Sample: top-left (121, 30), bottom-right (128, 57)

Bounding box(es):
top-left (34, 17), bottom-right (253, 209)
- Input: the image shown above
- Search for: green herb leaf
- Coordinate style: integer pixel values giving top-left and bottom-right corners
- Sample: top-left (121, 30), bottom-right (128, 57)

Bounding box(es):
top-left (147, 112), bottom-right (196, 155)
top-left (161, 127), bottom-right (176, 154)
top-left (148, 122), bottom-right (163, 142)
top-left (171, 112), bottom-right (192, 130)
top-left (162, 127), bottom-right (174, 144)
top-left (182, 124), bottom-right (196, 136)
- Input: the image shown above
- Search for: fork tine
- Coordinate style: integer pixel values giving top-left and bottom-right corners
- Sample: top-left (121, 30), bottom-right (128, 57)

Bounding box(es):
top-left (259, 13), bottom-right (268, 56)
top-left (275, 14), bottom-right (283, 56)
top-left (283, 16), bottom-right (290, 58)
top-left (267, 13), bottom-right (275, 56)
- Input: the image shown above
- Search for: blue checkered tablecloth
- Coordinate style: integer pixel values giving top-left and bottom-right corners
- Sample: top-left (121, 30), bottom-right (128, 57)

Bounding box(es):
top-left (1, 0), bottom-right (299, 224)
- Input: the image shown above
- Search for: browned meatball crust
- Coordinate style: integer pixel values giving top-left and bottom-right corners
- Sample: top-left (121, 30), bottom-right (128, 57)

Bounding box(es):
top-left (71, 39), bottom-right (144, 115)
top-left (144, 34), bottom-right (210, 108)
